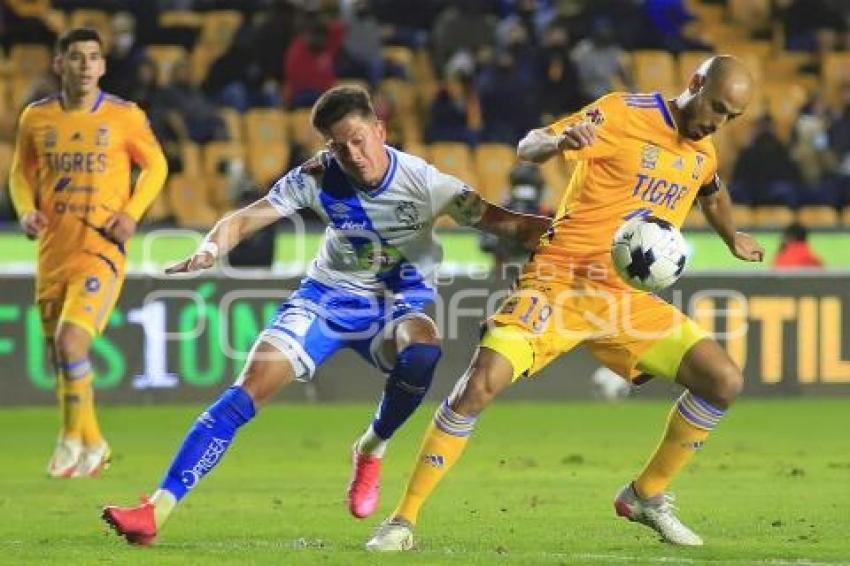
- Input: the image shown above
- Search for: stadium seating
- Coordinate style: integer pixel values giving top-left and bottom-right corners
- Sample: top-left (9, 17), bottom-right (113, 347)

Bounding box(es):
top-left (145, 45), bottom-right (188, 86)
top-left (473, 143), bottom-right (516, 201)
top-left (796, 206), bottom-right (839, 228)
top-left (727, 0), bottom-right (772, 31)
top-left (288, 108), bottom-right (324, 154)
top-left (631, 50), bottom-right (678, 97)
top-left (197, 10), bottom-right (243, 58)
top-left (9, 44), bottom-right (50, 79)
top-left (202, 141), bottom-right (245, 211)
top-left (158, 10), bottom-right (203, 29)
top-left (684, 206), bottom-right (709, 229)
top-left (842, 207), bottom-right (850, 228)
top-left (762, 82), bottom-right (807, 141)
top-left (244, 108), bottom-right (288, 144)
top-left (179, 142), bottom-right (202, 178)
top-left (218, 108), bottom-right (243, 143)
top-left (247, 142), bottom-right (290, 189)
top-left (69, 9), bottom-right (111, 48)
top-left (429, 142), bottom-right (478, 187)
top-left (753, 205), bottom-right (795, 228)
top-left (731, 204), bottom-right (754, 228)
top-left (167, 175), bottom-right (218, 228)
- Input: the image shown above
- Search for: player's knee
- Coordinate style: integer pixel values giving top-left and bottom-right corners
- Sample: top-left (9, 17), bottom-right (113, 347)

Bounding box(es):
top-left (237, 358), bottom-right (296, 407)
top-left (53, 326), bottom-right (89, 363)
top-left (706, 363), bottom-right (743, 408)
top-left (391, 343), bottom-right (442, 392)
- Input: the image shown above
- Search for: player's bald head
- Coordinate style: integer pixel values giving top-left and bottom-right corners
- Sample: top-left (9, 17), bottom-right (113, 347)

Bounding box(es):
top-left (696, 55), bottom-right (754, 109)
top-left (675, 55), bottom-right (753, 140)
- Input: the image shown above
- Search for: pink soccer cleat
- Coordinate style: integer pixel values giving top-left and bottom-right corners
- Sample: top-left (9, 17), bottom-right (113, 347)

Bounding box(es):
top-left (102, 497), bottom-right (158, 545)
top-left (347, 447), bottom-right (382, 519)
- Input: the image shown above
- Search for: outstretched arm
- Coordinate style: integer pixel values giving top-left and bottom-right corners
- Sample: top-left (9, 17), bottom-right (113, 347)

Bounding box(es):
top-left (697, 176), bottom-right (763, 262)
top-left (165, 199), bottom-right (282, 274)
top-left (517, 123), bottom-right (597, 164)
top-left (449, 191), bottom-right (550, 250)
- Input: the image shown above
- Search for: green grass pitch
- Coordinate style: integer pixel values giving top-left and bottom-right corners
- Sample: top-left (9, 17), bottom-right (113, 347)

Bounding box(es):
top-left (2, 399), bottom-right (849, 564)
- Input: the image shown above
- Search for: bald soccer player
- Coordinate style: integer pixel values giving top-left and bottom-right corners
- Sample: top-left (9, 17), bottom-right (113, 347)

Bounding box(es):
top-left (366, 55), bottom-right (763, 550)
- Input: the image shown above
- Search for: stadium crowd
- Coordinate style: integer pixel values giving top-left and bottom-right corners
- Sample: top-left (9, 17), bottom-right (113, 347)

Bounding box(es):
top-left (3, 0), bottom-right (850, 228)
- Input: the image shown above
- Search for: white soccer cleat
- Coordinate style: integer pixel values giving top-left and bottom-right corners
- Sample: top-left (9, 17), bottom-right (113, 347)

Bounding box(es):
top-left (614, 483), bottom-right (704, 546)
top-left (73, 442), bottom-right (111, 477)
top-left (47, 438), bottom-right (82, 478)
top-left (365, 518), bottom-right (415, 552)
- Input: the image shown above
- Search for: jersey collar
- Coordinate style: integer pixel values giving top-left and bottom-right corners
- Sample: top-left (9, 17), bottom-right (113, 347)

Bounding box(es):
top-left (58, 89), bottom-right (105, 112)
top-left (653, 92), bottom-right (676, 130)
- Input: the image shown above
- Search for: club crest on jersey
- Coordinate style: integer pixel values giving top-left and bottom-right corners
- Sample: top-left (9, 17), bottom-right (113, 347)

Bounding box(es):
top-left (692, 154), bottom-right (705, 180)
top-left (45, 127), bottom-right (57, 149)
top-left (84, 276), bottom-right (100, 293)
top-left (395, 201), bottom-right (420, 226)
top-left (95, 125), bottom-right (109, 147)
top-left (583, 107), bottom-right (605, 126)
top-left (640, 144), bottom-right (660, 170)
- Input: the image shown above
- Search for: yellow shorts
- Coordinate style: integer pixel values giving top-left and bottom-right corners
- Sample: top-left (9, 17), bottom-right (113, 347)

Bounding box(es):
top-left (37, 257), bottom-right (124, 338)
top-left (482, 274), bottom-right (708, 382)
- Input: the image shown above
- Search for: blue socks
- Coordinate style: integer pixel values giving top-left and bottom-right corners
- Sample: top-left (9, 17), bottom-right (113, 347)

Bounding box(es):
top-left (372, 344), bottom-right (442, 440)
top-left (159, 386), bottom-right (256, 501)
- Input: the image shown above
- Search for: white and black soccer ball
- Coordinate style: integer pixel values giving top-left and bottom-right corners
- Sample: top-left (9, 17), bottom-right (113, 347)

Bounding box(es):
top-left (611, 216), bottom-right (689, 292)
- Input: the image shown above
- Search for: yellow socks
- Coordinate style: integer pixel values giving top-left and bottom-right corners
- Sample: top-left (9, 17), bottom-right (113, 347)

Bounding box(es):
top-left (394, 400), bottom-right (476, 525)
top-left (59, 357), bottom-right (103, 446)
top-left (635, 391), bottom-right (726, 498)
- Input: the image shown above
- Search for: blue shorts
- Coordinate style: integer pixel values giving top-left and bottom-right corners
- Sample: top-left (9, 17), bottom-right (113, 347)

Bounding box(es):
top-left (258, 278), bottom-right (435, 381)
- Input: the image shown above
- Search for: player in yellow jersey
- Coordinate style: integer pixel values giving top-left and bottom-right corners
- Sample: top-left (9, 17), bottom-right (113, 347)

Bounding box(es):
top-left (9, 28), bottom-right (168, 478)
top-left (366, 55), bottom-right (764, 550)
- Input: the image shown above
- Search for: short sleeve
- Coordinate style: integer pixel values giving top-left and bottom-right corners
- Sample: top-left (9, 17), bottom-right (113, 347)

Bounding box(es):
top-left (424, 163), bottom-right (477, 219)
top-left (696, 144), bottom-right (720, 196)
top-left (548, 93), bottom-right (627, 161)
top-left (264, 166), bottom-right (318, 217)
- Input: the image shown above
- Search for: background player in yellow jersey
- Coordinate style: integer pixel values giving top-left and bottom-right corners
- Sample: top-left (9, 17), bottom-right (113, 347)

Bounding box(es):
top-left (9, 28), bottom-right (167, 478)
top-left (367, 55), bottom-right (764, 550)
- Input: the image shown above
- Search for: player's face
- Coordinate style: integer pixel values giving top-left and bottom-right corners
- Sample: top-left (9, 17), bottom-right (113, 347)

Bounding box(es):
top-left (325, 114), bottom-right (389, 187)
top-left (683, 75), bottom-right (750, 141)
top-left (56, 40), bottom-right (105, 96)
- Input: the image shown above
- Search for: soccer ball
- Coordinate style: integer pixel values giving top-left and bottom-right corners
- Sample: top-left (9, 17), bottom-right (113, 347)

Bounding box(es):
top-left (611, 216), bottom-right (689, 292)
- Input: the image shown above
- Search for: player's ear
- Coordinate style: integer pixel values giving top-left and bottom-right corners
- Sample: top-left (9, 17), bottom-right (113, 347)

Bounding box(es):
top-left (52, 54), bottom-right (63, 76)
top-left (688, 73), bottom-right (705, 95)
top-left (375, 119), bottom-right (387, 142)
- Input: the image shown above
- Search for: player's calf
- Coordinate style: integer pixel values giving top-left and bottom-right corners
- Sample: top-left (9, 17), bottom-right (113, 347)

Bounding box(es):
top-left (349, 343), bottom-right (441, 519)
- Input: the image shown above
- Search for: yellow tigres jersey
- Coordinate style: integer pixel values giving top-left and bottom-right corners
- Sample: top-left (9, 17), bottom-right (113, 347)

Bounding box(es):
top-left (10, 91), bottom-right (167, 279)
top-left (539, 92), bottom-right (717, 262)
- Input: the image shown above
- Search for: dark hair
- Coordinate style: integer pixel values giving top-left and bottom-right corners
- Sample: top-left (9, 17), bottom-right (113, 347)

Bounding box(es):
top-left (310, 85), bottom-right (375, 133)
top-left (56, 27), bottom-right (103, 55)
top-left (784, 222), bottom-right (808, 242)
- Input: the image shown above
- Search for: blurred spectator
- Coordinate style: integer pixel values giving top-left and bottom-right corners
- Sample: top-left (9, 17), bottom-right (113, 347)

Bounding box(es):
top-left (1, 0), bottom-right (56, 49)
top-left (480, 162), bottom-right (552, 273)
top-left (338, 0), bottom-right (384, 85)
top-left (570, 17), bottom-right (633, 103)
top-left (227, 189), bottom-right (277, 268)
top-left (826, 91), bottom-right (850, 205)
top-left (426, 51), bottom-right (482, 145)
top-left (283, 7), bottom-right (345, 108)
top-left (537, 22), bottom-right (583, 123)
top-left (101, 12), bottom-right (146, 99)
top-left (730, 115), bottom-right (802, 206)
top-left (370, 0), bottom-right (446, 48)
top-left (641, 0), bottom-right (712, 53)
top-left (431, 1), bottom-right (497, 75)
top-left (495, 0), bottom-right (556, 47)
top-left (772, 223), bottom-right (824, 269)
top-left (160, 58), bottom-right (228, 143)
top-left (777, 0), bottom-right (847, 52)
top-left (203, 14), bottom-right (281, 111)
top-left (790, 95), bottom-right (836, 205)
top-left (477, 50), bottom-right (537, 144)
